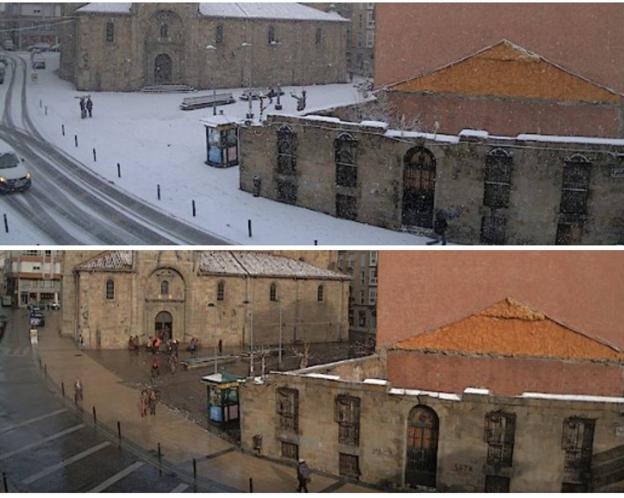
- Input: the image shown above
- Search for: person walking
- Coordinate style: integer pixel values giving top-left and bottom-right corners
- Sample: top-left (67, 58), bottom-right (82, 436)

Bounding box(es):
top-left (74, 378), bottom-right (84, 404)
top-left (296, 459), bottom-right (311, 492)
top-left (79, 97), bottom-right (86, 119)
top-left (148, 389), bottom-right (158, 416)
top-left (426, 210), bottom-right (449, 246)
top-left (86, 96), bottom-right (93, 118)
top-left (151, 356), bottom-right (160, 379)
top-left (139, 389), bottom-right (148, 418)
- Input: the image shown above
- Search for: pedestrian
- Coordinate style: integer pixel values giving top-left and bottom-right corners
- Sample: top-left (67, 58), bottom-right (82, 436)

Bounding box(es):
top-left (151, 356), bottom-right (160, 379)
top-left (79, 97), bottom-right (86, 119)
top-left (426, 210), bottom-right (449, 246)
top-left (218, 339), bottom-right (223, 355)
top-left (139, 389), bottom-right (148, 417)
top-left (74, 378), bottom-right (84, 404)
top-left (148, 389), bottom-right (158, 416)
top-left (86, 96), bottom-right (93, 118)
top-left (79, 333), bottom-right (85, 350)
top-left (296, 458), bottom-right (311, 492)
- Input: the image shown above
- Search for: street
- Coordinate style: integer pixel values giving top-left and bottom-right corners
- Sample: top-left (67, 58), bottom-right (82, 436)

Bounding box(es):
top-left (0, 54), bottom-right (230, 245)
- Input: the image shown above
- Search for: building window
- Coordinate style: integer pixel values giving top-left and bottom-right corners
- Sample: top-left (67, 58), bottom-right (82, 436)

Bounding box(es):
top-left (270, 282), bottom-right (278, 302)
top-left (559, 155), bottom-right (591, 216)
top-left (360, 269), bottom-right (365, 285)
top-left (359, 290), bottom-right (364, 304)
top-left (368, 288), bottom-right (377, 305)
top-left (317, 285), bottom-right (324, 303)
top-left (276, 126), bottom-right (296, 174)
top-left (315, 27), bottom-right (322, 46)
top-left (358, 310), bottom-right (366, 327)
top-left (105, 279), bottom-right (114, 300)
top-left (281, 441), bottom-right (299, 460)
top-left (335, 133), bottom-right (358, 188)
top-left (369, 251), bottom-right (377, 266)
top-left (483, 148), bottom-right (513, 208)
top-left (339, 453), bottom-right (360, 478)
top-left (217, 281), bottom-right (225, 301)
top-left (561, 417), bottom-right (595, 491)
top-left (335, 395), bottom-right (360, 446)
top-left (44, 250), bottom-right (52, 256)
top-left (32, 265), bottom-right (41, 271)
top-left (160, 23), bottom-right (168, 38)
top-left (276, 387), bottom-right (298, 432)
top-left (484, 411), bottom-right (516, 467)
top-left (369, 268), bottom-right (377, 285)
top-left (276, 179), bottom-right (297, 204)
top-left (105, 22), bottom-right (114, 42)
top-left (480, 213), bottom-right (507, 245)
top-left (268, 25), bottom-right (277, 44)
top-left (336, 194), bottom-right (357, 220)
top-left (161, 280), bottom-right (169, 295)
top-left (215, 24), bottom-right (224, 44)
top-left (348, 309), bottom-right (354, 326)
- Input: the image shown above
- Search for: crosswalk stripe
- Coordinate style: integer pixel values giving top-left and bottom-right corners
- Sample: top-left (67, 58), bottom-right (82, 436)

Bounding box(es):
top-left (22, 441), bottom-right (112, 484)
top-left (0, 424), bottom-right (85, 460)
top-left (88, 461), bottom-right (144, 492)
top-left (0, 408), bottom-right (67, 435)
top-left (170, 483), bottom-right (189, 493)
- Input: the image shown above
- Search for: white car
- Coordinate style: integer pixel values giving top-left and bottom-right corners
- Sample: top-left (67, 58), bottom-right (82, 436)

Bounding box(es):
top-left (0, 144), bottom-right (32, 193)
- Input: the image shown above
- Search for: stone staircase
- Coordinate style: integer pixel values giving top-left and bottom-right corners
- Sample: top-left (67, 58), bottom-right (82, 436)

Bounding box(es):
top-left (141, 84), bottom-right (196, 93)
top-left (592, 444), bottom-right (624, 490)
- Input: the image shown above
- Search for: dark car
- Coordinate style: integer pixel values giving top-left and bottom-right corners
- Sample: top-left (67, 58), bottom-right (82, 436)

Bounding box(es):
top-left (30, 311), bottom-right (45, 327)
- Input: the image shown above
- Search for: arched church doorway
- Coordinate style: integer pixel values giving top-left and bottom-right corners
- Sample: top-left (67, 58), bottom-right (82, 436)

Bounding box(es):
top-left (155, 311), bottom-right (173, 341)
top-left (154, 53), bottom-right (172, 84)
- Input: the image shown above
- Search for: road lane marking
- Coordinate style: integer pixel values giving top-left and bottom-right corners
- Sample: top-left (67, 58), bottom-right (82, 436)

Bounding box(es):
top-left (87, 461), bottom-right (144, 493)
top-left (22, 441), bottom-right (112, 484)
top-left (170, 483), bottom-right (189, 493)
top-left (0, 408), bottom-right (68, 435)
top-left (0, 423), bottom-right (85, 460)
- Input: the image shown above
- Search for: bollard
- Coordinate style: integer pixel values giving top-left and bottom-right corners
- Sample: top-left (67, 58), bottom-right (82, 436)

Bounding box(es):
top-left (192, 200), bottom-right (196, 217)
top-left (2, 471), bottom-right (7, 493)
top-left (248, 219), bottom-right (252, 238)
top-left (44, 106), bottom-right (48, 116)
top-left (314, 240), bottom-right (318, 246)
top-left (117, 163), bottom-right (121, 178)
top-left (92, 406), bottom-right (97, 425)
top-left (3, 214), bottom-right (8, 234)
top-left (39, 99), bottom-right (42, 108)
top-left (61, 124), bottom-right (65, 136)
top-left (249, 477), bottom-right (253, 493)
top-left (74, 135), bottom-right (78, 148)
top-left (157, 443), bottom-right (162, 475)
top-left (193, 458), bottom-right (197, 480)
top-left (157, 184), bottom-right (161, 201)
top-left (61, 381), bottom-right (65, 397)
top-left (117, 421), bottom-right (121, 443)
top-left (92, 148), bottom-right (96, 162)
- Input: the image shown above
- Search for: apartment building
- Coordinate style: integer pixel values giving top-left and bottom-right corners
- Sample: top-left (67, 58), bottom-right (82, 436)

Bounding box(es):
top-left (4, 250), bottom-right (63, 308)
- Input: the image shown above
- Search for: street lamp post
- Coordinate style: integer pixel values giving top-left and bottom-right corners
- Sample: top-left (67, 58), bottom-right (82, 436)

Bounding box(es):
top-left (277, 299), bottom-right (283, 369)
top-left (241, 42), bottom-right (254, 120)
top-left (208, 302), bottom-right (216, 373)
top-left (243, 299), bottom-right (254, 376)
top-left (205, 44), bottom-right (218, 116)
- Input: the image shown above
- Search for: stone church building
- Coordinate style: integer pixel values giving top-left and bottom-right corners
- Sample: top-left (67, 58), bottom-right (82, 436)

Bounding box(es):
top-left (61, 250), bottom-right (349, 350)
top-left (59, 2), bottom-right (348, 91)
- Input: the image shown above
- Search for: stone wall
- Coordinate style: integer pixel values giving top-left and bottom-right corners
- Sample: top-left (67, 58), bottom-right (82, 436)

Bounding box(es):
top-left (239, 114), bottom-right (624, 245)
top-left (240, 372), bottom-right (624, 491)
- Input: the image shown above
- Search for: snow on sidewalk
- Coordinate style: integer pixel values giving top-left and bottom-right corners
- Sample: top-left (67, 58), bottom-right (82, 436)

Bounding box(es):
top-left (25, 53), bottom-right (429, 245)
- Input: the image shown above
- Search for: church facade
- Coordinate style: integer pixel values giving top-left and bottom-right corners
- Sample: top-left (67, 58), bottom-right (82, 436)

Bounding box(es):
top-left (61, 250), bottom-right (349, 350)
top-left (59, 2), bottom-right (348, 91)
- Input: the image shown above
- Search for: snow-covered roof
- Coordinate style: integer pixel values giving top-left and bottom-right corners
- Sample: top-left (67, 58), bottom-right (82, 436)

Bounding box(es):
top-left (198, 251), bottom-right (350, 280)
top-left (198, 3), bottom-right (348, 22)
top-left (520, 392), bottom-right (624, 404)
top-left (76, 3), bottom-right (132, 14)
top-left (76, 251), bottom-right (134, 272)
top-left (200, 115), bottom-right (241, 127)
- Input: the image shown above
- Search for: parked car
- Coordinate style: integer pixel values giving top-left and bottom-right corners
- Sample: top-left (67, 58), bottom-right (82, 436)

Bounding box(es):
top-left (49, 302), bottom-right (61, 310)
top-left (2, 39), bottom-right (15, 51)
top-left (31, 53), bottom-right (46, 70)
top-left (0, 141), bottom-right (32, 193)
top-left (30, 312), bottom-right (45, 328)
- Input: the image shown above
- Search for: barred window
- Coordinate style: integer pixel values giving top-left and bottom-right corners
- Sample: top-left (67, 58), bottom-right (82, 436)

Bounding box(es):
top-left (270, 282), bottom-right (278, 302)
top-left (276, 179), bottom-right (297, 204)
top-left (480, 213), bottom-right (507, 245)
top-left (335, 395), bottom-right (360, 446)
top-left (160, 23), bottom-right (168, 38)
top-left (276, 126), bottom-right (296, 174)
top-left (315, 27), bottom-right (322, 46)
top-left (339, 453), bottom-right (360, 478)
top-left (277, 387), bottom-right (298, 432)
top-left (335, 133), bottom-right (358, 188)
top-left (484, 411), bottom-right (516, 467)
top-left (161, 280), bottom-right (169, 295)
top-left (105, 279), bottom-right (114, 300)
top-left (105, 22), bottom-right (114, 42)
top-left (336, 194), bottom-right (357, 220)
top-left (559, 155), bottom-right (591, 216)
top-left (483, 148), bottom-right (513, 208)
top-left (217, 281), bottom-right (225, 301)
top-left (268, 25), bottom-right (277, 44)
top-left (281, 441), bottom-right (299, 460)
top-left (317, 285), bottom-right (324, 303)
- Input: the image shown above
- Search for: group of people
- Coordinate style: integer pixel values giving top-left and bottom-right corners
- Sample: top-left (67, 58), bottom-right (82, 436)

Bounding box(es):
top-left (79, 96), bottom-right (94, 119)
top-left (139, 388), bottom-right (159, 417)
top-left (127, 335), bottom-right (141, 353)
top-left (186, 337), bottom-right (200, 354)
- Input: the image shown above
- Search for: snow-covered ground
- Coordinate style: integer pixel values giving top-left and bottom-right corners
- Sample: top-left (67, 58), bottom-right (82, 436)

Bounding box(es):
top-left (20, 52), bottom-right (430, 245)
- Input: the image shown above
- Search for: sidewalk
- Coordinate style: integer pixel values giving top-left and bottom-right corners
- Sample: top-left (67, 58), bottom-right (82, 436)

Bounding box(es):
top-left (36, 327), bottom-right (375, 493)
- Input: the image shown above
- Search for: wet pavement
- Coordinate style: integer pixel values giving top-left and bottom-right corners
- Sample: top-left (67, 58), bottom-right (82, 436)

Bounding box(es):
top-left (0, 309), bottom-right (215, 492)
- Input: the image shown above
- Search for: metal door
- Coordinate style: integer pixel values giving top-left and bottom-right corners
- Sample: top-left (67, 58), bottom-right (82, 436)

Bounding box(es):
top-left (405, 406), bottom-right (439, 488)
top-left (402, 147), bottom-right (436, 228)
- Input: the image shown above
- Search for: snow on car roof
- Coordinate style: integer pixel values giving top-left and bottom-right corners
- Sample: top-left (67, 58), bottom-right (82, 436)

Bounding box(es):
top-left (198, 3), bottom-right (348, 22)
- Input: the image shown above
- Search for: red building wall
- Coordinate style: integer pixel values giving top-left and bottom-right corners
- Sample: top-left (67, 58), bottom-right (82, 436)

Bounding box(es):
top-left (375, 3), bottom-right (624, 93)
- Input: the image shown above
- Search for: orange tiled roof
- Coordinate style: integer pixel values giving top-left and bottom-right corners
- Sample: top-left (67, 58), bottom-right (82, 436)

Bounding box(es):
top-left (388, 40), bottom-right (622, 104)
top-left (394, 298), bottom-right (623, 362)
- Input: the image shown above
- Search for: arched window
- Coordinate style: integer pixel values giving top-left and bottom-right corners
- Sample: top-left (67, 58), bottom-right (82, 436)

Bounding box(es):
top-left (317, 284), bottom-right (324, 302)
top-left (335, 133), bottom-right (358, 188)
top-left (105, 279), bottom-right (114, 300)
top-left (315, 27), bottom-right (322, 46)
top-left (215, 24), bottom-right (224, 44)
top-left (105, 22), bottom-right (114, 42)
top-left (217, 280), bottom-right (225, 301)
top-left (268, 25), bottom-right (277, 44)
top-left (406, 405), bottom-right (439, 488)
top-left (160, 23), bottom-right (168, 39)
top-left (161, 280), bottom-right (169, 295)
top-left (270, 282), bottom-right (278, 302)
top-left (276, 126), bottom-right (296, 174)
top-left (483, 148), bottom-right (513, 209)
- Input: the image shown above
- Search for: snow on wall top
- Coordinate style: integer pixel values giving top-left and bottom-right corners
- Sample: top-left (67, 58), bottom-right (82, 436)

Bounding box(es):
top-left (77, 251), bottom-right (134, 271)
top-left (199, 251), bottom-right (350, 280)
top-left (76, 3), bottom-right (132, 14)
top-left (198, 3), bottom-right (347, 22)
